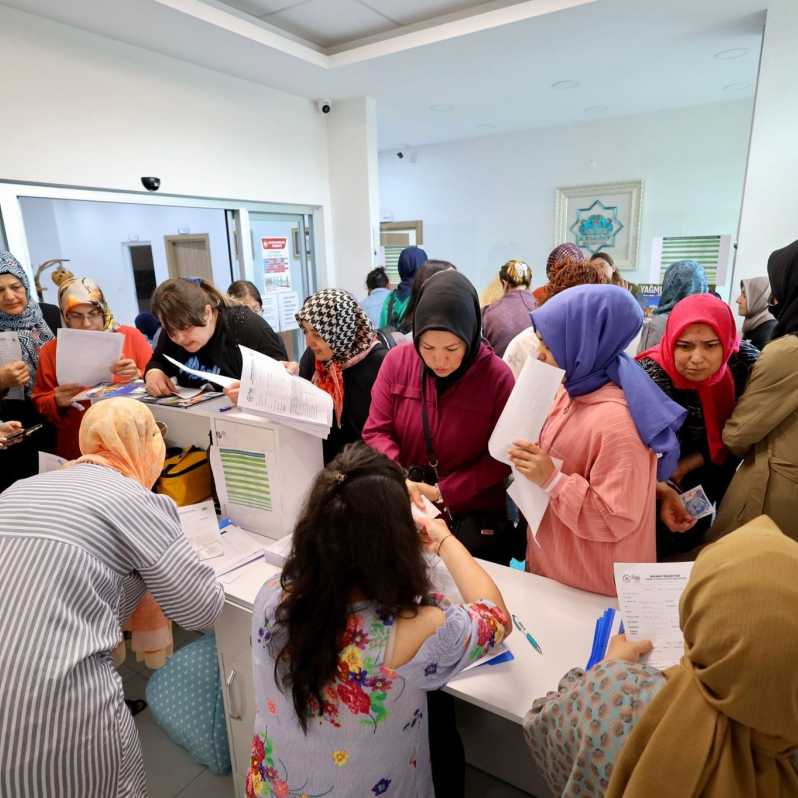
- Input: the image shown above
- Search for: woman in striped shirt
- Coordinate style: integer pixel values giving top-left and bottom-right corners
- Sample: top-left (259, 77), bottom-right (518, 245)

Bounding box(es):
top-left (0, 397), bottom-right (224, 798)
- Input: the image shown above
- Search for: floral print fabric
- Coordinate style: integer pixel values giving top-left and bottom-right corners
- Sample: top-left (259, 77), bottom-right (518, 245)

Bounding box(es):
top-left (523, 661), bottom-right (665, 797)
top-left (248, 578), bottom-right (506, 798)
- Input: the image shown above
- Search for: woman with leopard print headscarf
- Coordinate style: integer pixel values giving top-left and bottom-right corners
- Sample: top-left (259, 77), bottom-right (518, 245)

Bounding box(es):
top-left (296, 288), bottom-right (388, 462)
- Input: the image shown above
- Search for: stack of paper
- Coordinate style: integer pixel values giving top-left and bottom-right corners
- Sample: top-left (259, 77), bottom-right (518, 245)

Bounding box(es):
top-left (55, 328), bottom-right (124, 387)
top-left (178, 500), bottom-right (224, 561)
top-left (488, 357), bottom-right (565, 541)
top-left (613, 561), bottom-right (694, 670)
top-left (212, 525), bottom-right (269, 580)
top-left (262, 534), bottom-right (294, 567)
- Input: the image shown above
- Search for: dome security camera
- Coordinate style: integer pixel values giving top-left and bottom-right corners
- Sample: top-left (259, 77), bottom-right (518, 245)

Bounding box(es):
top-left (316, 99), bottom-right (332, 114)
top-left (396, 151), bottom-right (404, 159)
top-left (141, 176), bottom-right (161, 192)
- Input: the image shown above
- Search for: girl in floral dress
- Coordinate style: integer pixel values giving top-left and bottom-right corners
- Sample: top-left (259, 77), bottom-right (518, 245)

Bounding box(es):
top-left (247, 443), bottom-right (512, 798)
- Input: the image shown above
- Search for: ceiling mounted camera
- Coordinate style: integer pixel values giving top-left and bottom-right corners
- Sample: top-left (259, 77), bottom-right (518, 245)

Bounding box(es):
top-left (316, 99), bottom-right (332, 114)
top-left (141, 176), bottom-right (161, 192)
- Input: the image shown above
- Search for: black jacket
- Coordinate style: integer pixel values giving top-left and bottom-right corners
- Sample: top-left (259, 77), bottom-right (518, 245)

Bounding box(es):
top-left (744, 319), bottom-right (778, 352)
top-left (299, 345), bottom-right (388, 463)
top-left (145, 305), bottom-right (287, 386)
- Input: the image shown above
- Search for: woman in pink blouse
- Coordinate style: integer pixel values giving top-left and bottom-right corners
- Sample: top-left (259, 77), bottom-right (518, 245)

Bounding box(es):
top-left (509, 285), bottom-right (686, 595)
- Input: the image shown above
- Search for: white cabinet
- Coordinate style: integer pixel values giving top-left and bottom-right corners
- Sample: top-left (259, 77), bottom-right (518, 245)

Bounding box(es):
top-left (216, 601), bottom-right (257, 798)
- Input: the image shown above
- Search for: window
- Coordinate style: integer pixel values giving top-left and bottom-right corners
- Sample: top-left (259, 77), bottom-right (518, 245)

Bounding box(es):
top-left (651, 234), bottom-right (732, 287)
top-left (380, 220), bottom-right (423, 284)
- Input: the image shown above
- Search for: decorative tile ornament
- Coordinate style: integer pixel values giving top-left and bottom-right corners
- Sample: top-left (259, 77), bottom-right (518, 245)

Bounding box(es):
top-left (555, 180), bottom-right (643, 271)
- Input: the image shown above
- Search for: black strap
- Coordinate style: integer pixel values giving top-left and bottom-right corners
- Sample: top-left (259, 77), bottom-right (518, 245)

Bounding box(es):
top-left (419, 363), bottom-right (439, 482)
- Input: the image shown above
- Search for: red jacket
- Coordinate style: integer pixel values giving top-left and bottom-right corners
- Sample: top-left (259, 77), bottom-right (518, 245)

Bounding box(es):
top-left (363, 342), bottom-right (513, 514)
top-left (32, 325), bottom-right (152, 460)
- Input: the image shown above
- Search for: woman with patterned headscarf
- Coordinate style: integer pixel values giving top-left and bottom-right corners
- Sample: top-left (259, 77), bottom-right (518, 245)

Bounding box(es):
top-left (482, 259), bottom-right (537, 357)
top-left (31, 274), bottom-right (152, 459)
top-left (0, 251), bottom-right (57, 491)
top-left (296, 288), bottom-right (388, 463)
top-left (637, 260), bottom-right (708, 352)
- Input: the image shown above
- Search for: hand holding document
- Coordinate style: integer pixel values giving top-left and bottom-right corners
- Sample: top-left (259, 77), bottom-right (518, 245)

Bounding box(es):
top-left (178, 499), bottom-right (224, 561)
top-left (489, 356), bottom-right (564, 465)
top-left (237, 345), bottom-right (333, 438)
top-left (56, 328), bottom-right (124, 387)
top-left (0, 331), bottom-right (26, 400)
top-left (507, 457), bottom-right (562, 543)
top-left (613, 561), bottom-right (694, 670)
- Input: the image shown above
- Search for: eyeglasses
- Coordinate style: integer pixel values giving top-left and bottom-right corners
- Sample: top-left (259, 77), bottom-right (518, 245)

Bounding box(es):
top-left (66, 309), bottom-right (104, 323)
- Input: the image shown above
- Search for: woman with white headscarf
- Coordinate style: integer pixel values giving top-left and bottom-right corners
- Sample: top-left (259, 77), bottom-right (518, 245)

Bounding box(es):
top-left (736, 275), bottom-right (777, 351)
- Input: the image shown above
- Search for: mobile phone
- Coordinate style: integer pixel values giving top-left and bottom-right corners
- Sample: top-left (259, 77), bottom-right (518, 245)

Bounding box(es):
top-left (5, 423), bottom-right (43, 441)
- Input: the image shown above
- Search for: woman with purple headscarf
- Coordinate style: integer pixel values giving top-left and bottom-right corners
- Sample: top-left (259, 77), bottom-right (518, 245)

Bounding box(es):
top-left (508, 285), bottom-right (686, 595)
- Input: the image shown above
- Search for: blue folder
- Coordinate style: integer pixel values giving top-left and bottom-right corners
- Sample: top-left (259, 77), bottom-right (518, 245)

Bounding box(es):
top-left (586, 608), bottom-right (623, 670)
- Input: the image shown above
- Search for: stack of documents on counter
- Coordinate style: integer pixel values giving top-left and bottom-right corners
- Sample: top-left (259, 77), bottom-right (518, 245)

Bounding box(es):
top-left (166, 346), bottom-right (333, 438)
top-left (178, 499), bottom-right (267, 579)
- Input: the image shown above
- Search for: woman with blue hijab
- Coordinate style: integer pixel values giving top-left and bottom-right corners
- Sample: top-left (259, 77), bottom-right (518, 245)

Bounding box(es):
top-left (509, 285), bottom-right (686, 594)
top-left (637, 260), bottom-right (708, 352)
top-left (379, 245), bottom-right (428, 331)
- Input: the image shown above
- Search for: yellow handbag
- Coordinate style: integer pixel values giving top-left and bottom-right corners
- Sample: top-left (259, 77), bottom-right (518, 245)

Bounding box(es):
top-left (155, 446), bottom-right (213, 507)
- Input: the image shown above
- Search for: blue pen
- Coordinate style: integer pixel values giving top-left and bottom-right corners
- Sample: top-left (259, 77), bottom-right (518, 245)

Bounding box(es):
top-left (219, 405), bottom-right (235, 413)
top-left (512, 614), bottom-right (543, 655)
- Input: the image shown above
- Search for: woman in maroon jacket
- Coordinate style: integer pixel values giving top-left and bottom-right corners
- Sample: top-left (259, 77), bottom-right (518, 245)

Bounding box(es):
top-left (363, 269), bottom-right (514, 559)
top-left (363, 268), bottom-right (514, 798)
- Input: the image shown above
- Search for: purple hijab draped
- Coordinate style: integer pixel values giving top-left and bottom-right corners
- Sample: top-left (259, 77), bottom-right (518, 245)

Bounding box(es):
top-left (531, 284), bottom-right (686, 479)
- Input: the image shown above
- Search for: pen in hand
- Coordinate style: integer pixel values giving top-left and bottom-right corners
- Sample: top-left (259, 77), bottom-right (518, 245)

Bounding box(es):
top-left (512, 613), bottom-right (543, 655)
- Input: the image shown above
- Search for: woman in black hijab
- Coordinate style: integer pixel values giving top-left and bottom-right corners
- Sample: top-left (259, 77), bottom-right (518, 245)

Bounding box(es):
top-left (364, 269), bottom-right (515, 559)
top-left (711, 239), bottom-right (798, 542)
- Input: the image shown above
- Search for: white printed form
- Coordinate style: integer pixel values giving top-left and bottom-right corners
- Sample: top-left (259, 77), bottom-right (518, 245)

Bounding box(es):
top-left (613, 561), bottom-right (694, 670)
top-left (238, 345), bottom-right (332, 437)
top-left (178, 499), bottom-right (224, 561)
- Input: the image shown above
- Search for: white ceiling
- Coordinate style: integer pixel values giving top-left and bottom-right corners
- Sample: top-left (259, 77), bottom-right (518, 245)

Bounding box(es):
top-left (220, 0), bottom-right (508, 48)
top-left (1, 0), bottom-right (765, 149)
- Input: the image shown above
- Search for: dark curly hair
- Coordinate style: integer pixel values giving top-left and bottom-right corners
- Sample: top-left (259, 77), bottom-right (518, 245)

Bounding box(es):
top-left (274, 443), bottom-right (431, 732)
top-left (540, 259), bottom-right (604, 305)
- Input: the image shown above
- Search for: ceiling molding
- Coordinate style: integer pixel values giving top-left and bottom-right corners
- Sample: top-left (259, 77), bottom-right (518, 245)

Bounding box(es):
top-left (152, 0), bottom-right (596, 68)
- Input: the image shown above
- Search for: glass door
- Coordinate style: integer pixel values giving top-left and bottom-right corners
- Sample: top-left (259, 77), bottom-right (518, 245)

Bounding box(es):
top-left (248, 211), bottom-right (316, 359)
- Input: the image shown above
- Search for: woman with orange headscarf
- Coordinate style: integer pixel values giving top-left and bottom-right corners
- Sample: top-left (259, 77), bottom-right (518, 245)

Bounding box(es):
top-left (0, 398), bottom-right (224, 797)
top-left (524, 515), bottom-right (798, 797)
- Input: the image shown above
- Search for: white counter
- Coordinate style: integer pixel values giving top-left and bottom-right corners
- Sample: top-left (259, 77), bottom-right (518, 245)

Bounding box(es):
top-left (221, 556), bottom-right (617, 725)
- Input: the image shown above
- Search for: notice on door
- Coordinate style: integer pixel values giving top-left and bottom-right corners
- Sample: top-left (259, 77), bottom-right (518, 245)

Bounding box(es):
top-left (277, 291), bottom-right (299, 332)
top-left (262, 236), bottom-right (291, 291)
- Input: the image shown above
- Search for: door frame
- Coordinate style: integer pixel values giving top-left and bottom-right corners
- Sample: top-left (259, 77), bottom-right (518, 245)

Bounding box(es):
top-left (0, 180), bottom-right (325, 292)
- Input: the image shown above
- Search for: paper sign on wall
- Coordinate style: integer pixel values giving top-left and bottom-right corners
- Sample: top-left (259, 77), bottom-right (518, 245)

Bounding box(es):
top-left (261, 293), bottom-right (280, 330)
top-left (262, 236), bottom-right (291, 291)
top-left (276, 291), bottom-right (299, 332)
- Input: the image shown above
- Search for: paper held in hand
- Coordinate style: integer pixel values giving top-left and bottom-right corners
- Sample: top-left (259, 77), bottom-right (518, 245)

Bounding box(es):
top-left (0, 331), bottom-right (24, 400)
top-left (488, 356), bottom-right (564, 466)
top-left (237, 345), bottom-right (333, 439)
top-left (55, 328), bottom-right (124, 387)
top-left (613, 561), bottom-right (694, 670)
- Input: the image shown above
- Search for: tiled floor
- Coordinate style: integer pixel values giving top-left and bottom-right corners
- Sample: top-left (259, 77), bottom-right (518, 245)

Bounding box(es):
top-left (122, 629), bottom-right (532, 798)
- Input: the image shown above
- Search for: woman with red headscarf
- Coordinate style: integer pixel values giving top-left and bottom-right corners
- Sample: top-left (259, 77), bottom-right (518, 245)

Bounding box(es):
top-left (636, 294), bottom-right (759, 558)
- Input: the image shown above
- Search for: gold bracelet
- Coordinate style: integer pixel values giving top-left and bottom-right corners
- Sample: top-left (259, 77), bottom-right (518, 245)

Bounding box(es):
top-left (436, 534), bottom-right (453, 557)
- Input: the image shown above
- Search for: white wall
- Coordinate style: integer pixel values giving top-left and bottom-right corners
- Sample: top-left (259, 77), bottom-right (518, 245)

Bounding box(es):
top-left (379, 101), bottom-right (753, 294)
top-left (0, 4), bottom-right (343, 289)
top-left (734, 0), bottom-right (798, 285)
top-left (20, 198), bottom-right (232, 325)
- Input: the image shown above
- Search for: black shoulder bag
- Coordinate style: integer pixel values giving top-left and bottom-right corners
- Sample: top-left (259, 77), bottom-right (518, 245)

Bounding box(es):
top-left (418, 365), bottom-right (514, 564)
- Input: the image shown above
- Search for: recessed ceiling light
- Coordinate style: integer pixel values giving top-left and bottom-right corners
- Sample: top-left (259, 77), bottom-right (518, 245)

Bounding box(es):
top-left (714, 48), bottom-right (749, 60)
top-left (429, 104), bottom-right (454, 112)
top-left (584, 105), bottom-right (608, 113)
top-left (723, 82), bottom-right (752, 92)
top-left (551, 80), bottom-right (580, 90)
top-left (476, 123), bottom-right (496, 130)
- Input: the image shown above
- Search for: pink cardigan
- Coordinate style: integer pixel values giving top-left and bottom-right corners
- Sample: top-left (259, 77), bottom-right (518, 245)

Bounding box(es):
top-left (526, 383), bottom-right (656, 596)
